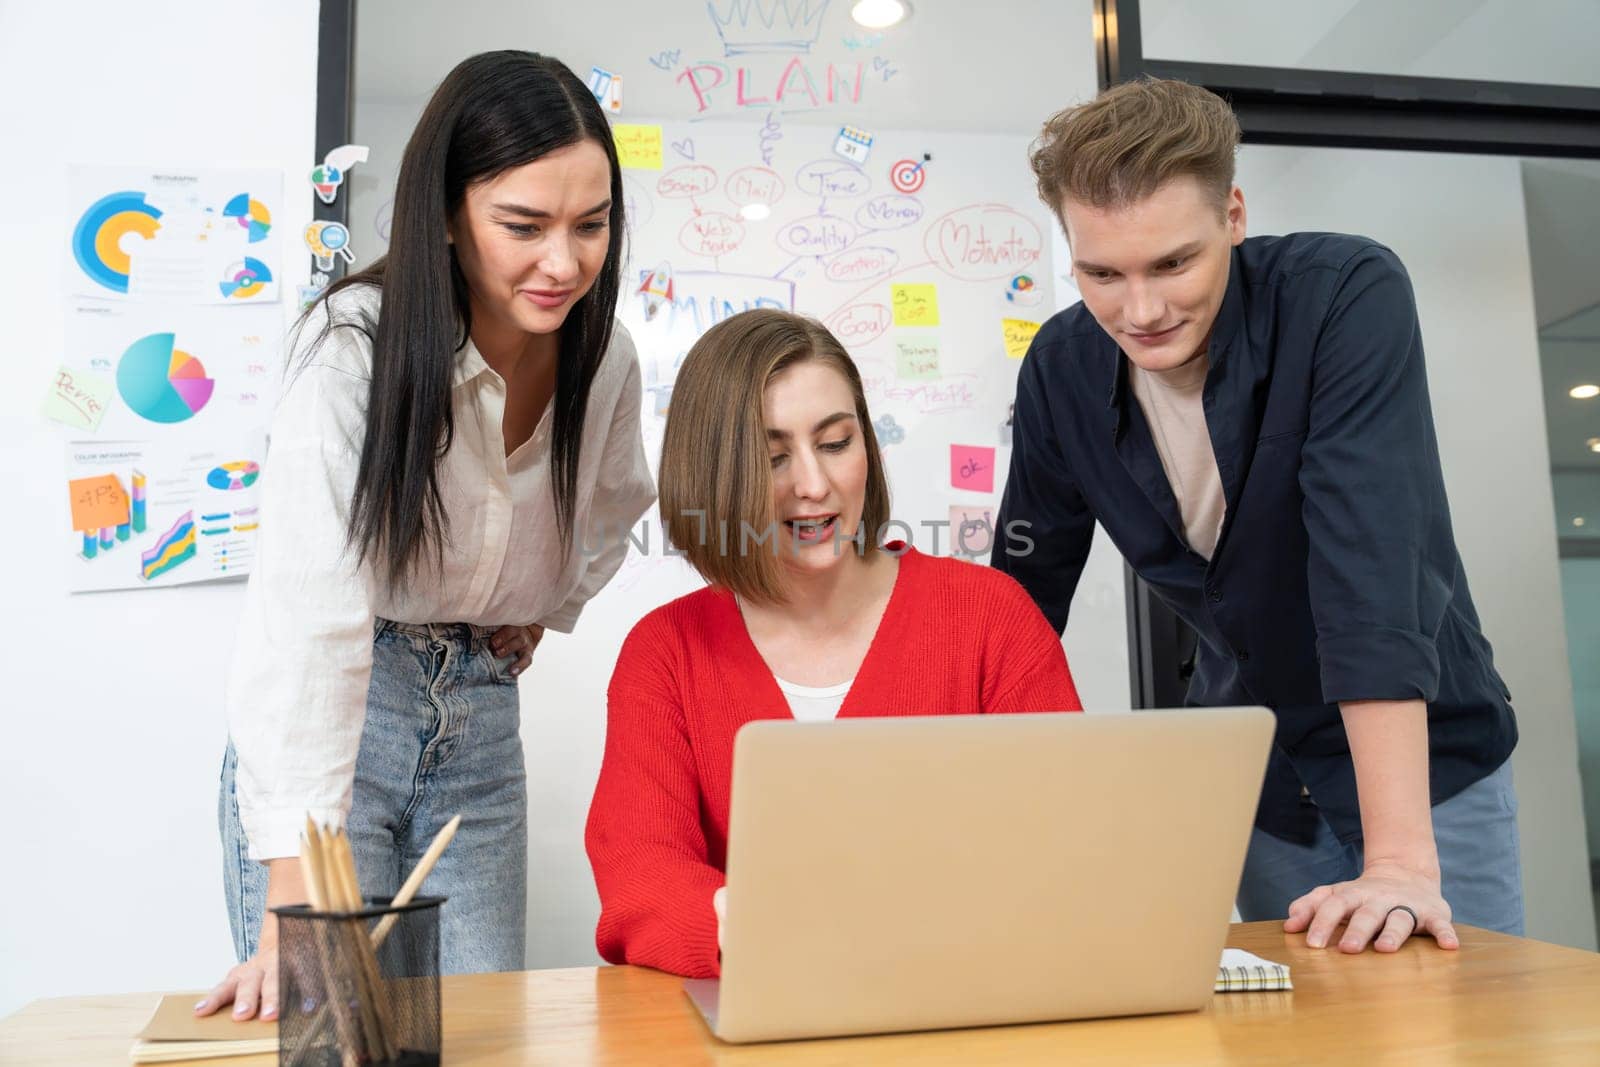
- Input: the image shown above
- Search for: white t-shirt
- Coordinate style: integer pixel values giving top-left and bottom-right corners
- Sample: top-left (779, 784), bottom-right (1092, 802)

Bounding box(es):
top-left (773, 675), bottom-right (854, 721)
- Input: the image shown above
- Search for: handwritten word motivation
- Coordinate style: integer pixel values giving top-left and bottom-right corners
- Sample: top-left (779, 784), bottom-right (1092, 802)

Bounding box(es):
top-left (925, 204), bottom-right (1044, 281)
top-left (676, 59), bottom-right (865, 113)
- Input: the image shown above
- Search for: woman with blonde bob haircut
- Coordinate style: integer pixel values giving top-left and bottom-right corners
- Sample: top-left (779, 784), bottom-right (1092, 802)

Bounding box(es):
top-left (658, 308), bottom-right (891, 596)
top-left (585, 308), bottom-right (1082, 979)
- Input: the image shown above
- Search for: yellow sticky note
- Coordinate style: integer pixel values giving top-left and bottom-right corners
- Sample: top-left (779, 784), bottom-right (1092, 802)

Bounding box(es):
top-left (68, 474), bottom-right (130, 532)
top-left (1002, 318), bottom-right (1042, 359)
top-left (892, 283), bottom-right (939, 327)
top-left (613, 124), bottom-right (663, 170)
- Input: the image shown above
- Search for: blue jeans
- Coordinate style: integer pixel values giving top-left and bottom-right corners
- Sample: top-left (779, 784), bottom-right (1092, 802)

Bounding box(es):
top-left (220, 620), bottom-right (528, 973)
top-left (1236, 757), bottom-right (1524, 934)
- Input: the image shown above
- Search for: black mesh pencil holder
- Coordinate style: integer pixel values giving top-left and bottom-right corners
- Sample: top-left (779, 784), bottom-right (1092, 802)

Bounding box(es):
top-left (273, 896), bottom-right (444, 1067)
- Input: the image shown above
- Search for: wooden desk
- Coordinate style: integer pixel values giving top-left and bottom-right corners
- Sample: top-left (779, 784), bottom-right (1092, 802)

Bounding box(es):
top-left (5, 923), bottom-right (1599, 1065)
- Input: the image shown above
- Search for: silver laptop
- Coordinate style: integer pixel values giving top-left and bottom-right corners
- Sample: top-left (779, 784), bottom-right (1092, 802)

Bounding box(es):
top-left (685, 707), bottom-right (1274, 1043)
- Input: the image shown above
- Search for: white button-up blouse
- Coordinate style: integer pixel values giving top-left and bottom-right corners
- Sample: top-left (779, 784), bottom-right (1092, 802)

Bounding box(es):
top-left (227, 285), bottom-right (656, 858)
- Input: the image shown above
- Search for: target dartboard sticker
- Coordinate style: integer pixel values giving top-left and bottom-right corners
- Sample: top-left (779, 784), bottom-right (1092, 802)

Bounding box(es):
top-left (889, 157), bottom-right (927, 194)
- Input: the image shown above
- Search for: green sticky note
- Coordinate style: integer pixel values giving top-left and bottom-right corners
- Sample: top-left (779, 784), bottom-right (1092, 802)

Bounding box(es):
top-left (44, 366), bottom-right (112, 431)
top-left (895, 337), bottom-right (940, 381)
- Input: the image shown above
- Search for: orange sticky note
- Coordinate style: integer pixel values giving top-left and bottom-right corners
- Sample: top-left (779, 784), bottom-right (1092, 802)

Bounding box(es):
top-left (68, 474), bottom-right (130, 531)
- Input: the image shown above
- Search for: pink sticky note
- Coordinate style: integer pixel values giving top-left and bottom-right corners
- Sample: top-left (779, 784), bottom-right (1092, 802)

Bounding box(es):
top-left (950, 445), bottom-right (995, 493)
top-left (949, 505), bottom-right (995, 557)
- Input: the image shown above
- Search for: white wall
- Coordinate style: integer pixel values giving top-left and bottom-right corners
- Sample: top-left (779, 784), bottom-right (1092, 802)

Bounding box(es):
top-left (1236, 146), bottom-right (1597, 950)
top-left (0, 1), bottom-right (318, 1017)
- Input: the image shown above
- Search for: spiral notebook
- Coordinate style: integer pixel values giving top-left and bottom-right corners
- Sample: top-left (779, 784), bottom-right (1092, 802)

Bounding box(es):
top-left (1215, 949), bottom-right (1294, 992)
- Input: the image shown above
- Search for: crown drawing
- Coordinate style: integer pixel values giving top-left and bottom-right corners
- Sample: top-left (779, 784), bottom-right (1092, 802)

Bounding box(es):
top-left (707, 0), bottom-right (832, 56)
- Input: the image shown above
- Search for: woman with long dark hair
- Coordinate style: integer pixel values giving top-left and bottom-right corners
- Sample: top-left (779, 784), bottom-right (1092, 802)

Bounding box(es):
top-left (197, 51), bottom-right (655, 1021)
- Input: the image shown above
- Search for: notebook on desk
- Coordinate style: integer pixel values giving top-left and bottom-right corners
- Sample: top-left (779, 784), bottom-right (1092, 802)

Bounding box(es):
top-left (128, 994), bottom-right (277, 1063)
top-left (686, 707), bottom-right (1276, 1043)
top-left (1216, 948), bottom-right (1293, 992)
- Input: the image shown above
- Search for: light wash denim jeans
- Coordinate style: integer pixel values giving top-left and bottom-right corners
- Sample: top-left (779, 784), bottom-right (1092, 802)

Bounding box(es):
top-left (220, 619), bottom-right (528, 973)
top-left (1236, 757), bottom-right (1524, 935)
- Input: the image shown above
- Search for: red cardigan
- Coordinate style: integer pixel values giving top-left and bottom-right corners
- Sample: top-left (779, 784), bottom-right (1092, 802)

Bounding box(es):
top-left (584, 548), bottom-right (1082, 978)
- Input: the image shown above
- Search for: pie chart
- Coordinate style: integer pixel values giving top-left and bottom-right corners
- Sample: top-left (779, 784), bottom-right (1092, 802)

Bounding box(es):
top-left (117, 333), bottom-right (215, 424)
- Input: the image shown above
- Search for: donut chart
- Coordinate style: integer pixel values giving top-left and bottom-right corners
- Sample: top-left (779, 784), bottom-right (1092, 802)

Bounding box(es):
top-left (219, 256), bottom-right (272, 299)
top-left (117, 333), bottom-right (215, 424)
top-left (207, 461), bottom-right (260, 491)
top-left (223, 193), bottom-right (272, 242)
top-left (72, 191), bottom-right (164, 294)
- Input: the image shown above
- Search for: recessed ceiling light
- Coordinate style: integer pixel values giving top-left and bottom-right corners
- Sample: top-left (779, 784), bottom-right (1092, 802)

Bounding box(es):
top-left (1571, 384), bottom-right (1600, 399)
top-left (851, 0), bottom-right (909, 29)
top-left (1589, 437), bottom-right (1600, 454)
top-left (1576, 517), bottom-right (1588, 527)
top-left (739, 203), bottom-right (771, 221)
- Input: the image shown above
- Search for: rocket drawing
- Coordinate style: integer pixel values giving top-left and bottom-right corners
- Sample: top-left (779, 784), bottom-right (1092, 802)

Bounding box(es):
top-left (638, 261), bottom-right (675, 321)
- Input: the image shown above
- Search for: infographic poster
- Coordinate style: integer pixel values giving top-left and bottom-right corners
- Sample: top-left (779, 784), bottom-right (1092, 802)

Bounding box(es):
top-left (65, 435), bottom-right (264, 593)
top-left (66, 167), bottom-right (284, 305)
top-left (54, 165), bottom-right (287, 593)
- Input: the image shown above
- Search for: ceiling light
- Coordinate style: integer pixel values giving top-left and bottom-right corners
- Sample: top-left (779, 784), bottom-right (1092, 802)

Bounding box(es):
top-left (739, 203), bottom-right (771, 221)
top-left (1575, 517), bottom-right (1588, 528)
top-left (1590, 437), bottom-right (1600, 453)
top-left (1571, 384), bottom-right (1600, 399)
top-left (851, 0), bottom-right (909, 29)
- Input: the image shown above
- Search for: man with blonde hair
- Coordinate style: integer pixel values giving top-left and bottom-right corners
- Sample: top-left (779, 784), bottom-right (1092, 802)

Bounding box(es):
top-left (994, 78), bottom-right (1521, 953)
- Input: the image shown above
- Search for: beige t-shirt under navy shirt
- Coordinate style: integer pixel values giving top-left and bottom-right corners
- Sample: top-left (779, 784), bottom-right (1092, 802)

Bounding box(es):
top-left (1129, 352), bottom-right (1226, 561)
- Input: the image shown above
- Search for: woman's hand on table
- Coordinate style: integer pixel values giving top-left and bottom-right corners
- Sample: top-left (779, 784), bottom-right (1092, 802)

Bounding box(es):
top-left (195, 857), bottom-right (306, 1020)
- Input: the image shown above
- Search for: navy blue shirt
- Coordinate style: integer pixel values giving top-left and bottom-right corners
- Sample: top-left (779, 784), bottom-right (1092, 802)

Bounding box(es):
top-left (992, 233), bottom-right (1517, 843)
